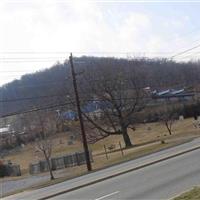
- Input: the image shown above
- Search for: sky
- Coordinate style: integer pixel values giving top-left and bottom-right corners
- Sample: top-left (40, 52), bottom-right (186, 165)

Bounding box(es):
top-left (1, 0), bottom-right (200, 86)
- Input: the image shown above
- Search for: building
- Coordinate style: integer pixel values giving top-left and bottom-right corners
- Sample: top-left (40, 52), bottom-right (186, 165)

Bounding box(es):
top-left (0, 127), bottom-right (10, 136)
top-left (61, 100), bottom-right (110, 121)
top-left (152, 88), bottom-right (195, 102)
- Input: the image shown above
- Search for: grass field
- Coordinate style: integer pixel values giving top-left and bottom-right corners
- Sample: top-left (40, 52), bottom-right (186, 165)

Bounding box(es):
top-left (2, 117), bottom-right (200, 197)
top-left (2, 118), bottom-right (200, 174)
top-left (174, 187), bottom-right (200, 200)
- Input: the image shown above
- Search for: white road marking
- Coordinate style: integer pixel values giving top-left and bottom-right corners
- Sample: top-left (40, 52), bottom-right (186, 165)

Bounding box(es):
top-left (95, 191), bottom-right (120, 200)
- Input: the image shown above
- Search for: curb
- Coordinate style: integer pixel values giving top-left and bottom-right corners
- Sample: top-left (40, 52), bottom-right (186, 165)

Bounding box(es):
top-left (168, 187), bottom-right (197, 200)
top-left (168, 185), bottom-right (200, 200)
top-left (169, 189), bottom-right (190, 200)
top-left (38, 145), bottom-right (200, 200)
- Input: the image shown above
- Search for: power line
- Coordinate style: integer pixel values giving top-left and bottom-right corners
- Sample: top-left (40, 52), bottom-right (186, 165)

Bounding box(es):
top-left (2, 24), bottom-right (200, 60)
top-left (0, 93), bottom-right (150, 103)
top-left (0, 57), bottom-right (66, 60)
top-left (0, 60), bottom-right (64, 63)
top-left (0, 70), bottom-right (35, 73)
top-left (0, 87), bottom-right (187, 103)
top-left (0, 92), bottom-right (197, 119)
top-left (0, 79), bottom-right (190, 103)
top-left (0, 102), bottom-right (74, 119)
top-left (0, 93), bottom-right (67, 103)
top-left (0, 51), bottom-right (176, 54)
top-left (0, 50), bottom-right (199, 63)
top-left (171, 43), bottom-right (200, 59)
top-left (176, 52), bottom-right (200, 60)
top-left (0, 78), bottom-right (71, 88)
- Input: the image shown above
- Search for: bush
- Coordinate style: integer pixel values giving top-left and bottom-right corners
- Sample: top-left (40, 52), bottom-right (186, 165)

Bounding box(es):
top-left (0, 163), bottom-right (8, 177)
top-left (181, 102), bottom-right (200, 118)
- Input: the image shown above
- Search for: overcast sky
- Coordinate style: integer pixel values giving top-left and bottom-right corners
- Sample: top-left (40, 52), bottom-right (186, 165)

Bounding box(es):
top-left (1, 0), bottom-right (200, 86)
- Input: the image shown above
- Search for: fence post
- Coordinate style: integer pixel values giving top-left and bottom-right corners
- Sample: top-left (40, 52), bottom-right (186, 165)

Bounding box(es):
top-left (75, 153), bottom-right (80, 166)
top-left (104, 145), bottom-right (109, 160)
top-left (89, 150), bottom-right (93, 162)
top-left (119, 141), bottom-right (124, 156)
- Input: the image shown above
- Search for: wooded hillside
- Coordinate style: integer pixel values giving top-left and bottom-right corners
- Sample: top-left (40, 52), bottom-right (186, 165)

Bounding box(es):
top-left (0, 57), bottom-right (200, 117)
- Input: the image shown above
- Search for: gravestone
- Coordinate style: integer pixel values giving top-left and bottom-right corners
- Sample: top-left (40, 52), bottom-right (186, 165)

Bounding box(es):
top-left (68, 140), bottom-right (74, 145)
top-left (179, 115), bottom-right (184, 120)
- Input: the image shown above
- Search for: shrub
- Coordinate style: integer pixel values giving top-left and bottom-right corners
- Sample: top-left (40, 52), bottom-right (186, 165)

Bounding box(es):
top-left (0, 162), bottom-right (7, 177)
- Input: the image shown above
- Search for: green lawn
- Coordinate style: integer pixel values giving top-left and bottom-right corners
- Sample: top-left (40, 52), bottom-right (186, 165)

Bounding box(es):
top-left (174, 187), bottom-right (200, 200)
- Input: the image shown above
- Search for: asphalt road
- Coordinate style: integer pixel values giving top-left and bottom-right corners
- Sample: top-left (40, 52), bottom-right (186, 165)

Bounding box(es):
top-left (51, 148), bottom-right (200, 200)
top-left (3, 138), bottom-right (200, 200)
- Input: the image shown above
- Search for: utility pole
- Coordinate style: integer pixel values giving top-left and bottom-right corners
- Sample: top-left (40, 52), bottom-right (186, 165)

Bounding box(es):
top-left (69, 53), bottom-right (92, 171)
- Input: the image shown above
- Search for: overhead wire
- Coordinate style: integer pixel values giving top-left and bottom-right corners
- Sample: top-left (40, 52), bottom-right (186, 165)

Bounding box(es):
top-left (171, 43), bottom-right (200, 59)
top-left (0, 91), bottom-right (197, 119)
top-left (0, 79), bottom-right (190, 103)
top-left (2, 26), bottom-right (200, 117)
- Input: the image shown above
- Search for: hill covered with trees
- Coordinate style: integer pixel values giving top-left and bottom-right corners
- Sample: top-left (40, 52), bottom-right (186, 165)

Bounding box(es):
top-left (0, 56), bottom-right (200, 117)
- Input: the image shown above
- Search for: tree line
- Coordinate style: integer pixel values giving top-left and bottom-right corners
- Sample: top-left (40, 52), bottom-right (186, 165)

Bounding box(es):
top-left (0, 57), bottom-right (200, 117)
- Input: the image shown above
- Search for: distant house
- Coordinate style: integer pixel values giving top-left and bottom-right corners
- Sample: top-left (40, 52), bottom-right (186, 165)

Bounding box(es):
top-left (152, 88), bottom-right (195, 101)
top-left (61, 100), bottom-right (110, 121)
top-left (0, 126), bottom-right (11, 136)
top-left (62, 110), bottom-right (77, 121)
top-left (0, 126), bottom-right (14, 147)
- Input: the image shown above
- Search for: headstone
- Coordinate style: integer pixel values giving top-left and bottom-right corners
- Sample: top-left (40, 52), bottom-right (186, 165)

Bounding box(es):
top-left (147, 127), bottom-right (151, 131)
top-left (69, 135), bottom-right (75, 140)
top-left (68, 140), bottom-right (74, 145)
top-left (107, 144), bottom-right (115, 151)
top-left (59, 139), bottom-right (63, 144)
top-left (179, 115), bottom-right (184, 120)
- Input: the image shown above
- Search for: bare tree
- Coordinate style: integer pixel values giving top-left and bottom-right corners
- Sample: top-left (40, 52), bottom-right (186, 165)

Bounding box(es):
top-left (79, 63), bottom-right (147, 148)
top-left (25, 111), bottom-right (56, 180)
top-left (35, 111), bottom-right (56, 180)
top-left (159, 108), bottom-right (178, 135)
top-left (36, 131), bottom-right (54, 180)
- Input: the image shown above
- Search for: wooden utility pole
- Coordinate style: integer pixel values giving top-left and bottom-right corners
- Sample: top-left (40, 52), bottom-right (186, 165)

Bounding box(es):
top-left (69, 53), bottom-right (92, 171)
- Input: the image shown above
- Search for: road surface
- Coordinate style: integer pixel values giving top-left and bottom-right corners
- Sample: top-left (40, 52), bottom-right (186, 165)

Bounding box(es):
top-left (52, 146), bottom-right (200, 199)
top-left (3, 138), bottom-right (200, 200)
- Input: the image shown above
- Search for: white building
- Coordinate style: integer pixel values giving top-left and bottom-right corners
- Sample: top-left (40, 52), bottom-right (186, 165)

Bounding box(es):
top-left (0, 126), bottom-right (10, 135)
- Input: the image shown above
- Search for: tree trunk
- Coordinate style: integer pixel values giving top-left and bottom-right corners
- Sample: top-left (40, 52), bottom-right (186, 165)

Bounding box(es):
top-left (44, 153), bottom-right (54, 180)
top-left (165, 122), bottom-right (172, 135)
top-left (47, 159), bottom-right (54, 180)
top-left (122, 126), bottom-right (132, 148)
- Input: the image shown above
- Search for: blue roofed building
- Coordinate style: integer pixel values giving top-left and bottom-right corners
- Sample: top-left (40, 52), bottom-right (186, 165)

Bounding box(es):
top-left (61, 100), bottom-right (110, 121)
top-left (62, 110), bottom-right (77, 121)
